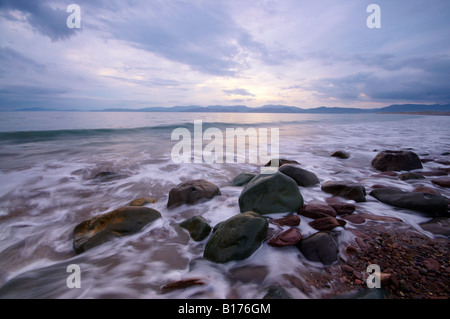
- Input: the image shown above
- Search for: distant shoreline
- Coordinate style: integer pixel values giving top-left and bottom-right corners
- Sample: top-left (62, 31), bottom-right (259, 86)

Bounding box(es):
top-left (379, 112), bottom-right (450, 116)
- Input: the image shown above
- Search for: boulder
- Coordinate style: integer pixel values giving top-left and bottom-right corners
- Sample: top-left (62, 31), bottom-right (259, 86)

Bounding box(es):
top-left (297, 231), bottom-right (339, 265)
top-left (308, 217), bottom-right (344, 231)
top-left (232, 172), bottom-right (256, 186)
top-left (371, 150), bottom-right (423, 172)
top-left (167, 179), bottom-right (221, 208)
top-left (431, 177), bottom-right (450, 188)
top-left (238, 172), bottom-right (303, 215)
top-left (73, 206), bottom-right (162, 253)
top-left (264, 158), bottom-right (300, 167)
top-left (321, 181), bottom-right (366, 202)
top-left (203, 212), bottom-right (268, 263)
top-left (180, 215), bottom-right (211, 241)
top-left (298, 204), bottom-right (337, 219)
top-left (278, 164), bottom-right (320, 187)
top-left (267, 228), bottom-right (303, 247)
top-left (369, 188), bottom-right (449, 215)
top-left (331, 151), bottom-right (350, 159)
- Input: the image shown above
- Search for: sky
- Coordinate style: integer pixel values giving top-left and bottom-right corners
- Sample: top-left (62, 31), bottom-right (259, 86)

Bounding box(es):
top-left (0, 0), bottom-right (449, 111)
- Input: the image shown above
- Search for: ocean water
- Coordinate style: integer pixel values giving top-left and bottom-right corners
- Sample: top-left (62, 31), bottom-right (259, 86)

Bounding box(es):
top-left (0, 111), bottom-right (448, 298)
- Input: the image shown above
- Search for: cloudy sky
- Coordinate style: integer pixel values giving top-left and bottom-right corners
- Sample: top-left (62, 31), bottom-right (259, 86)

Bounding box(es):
top-left (0, 0), bottom-right (449, 110)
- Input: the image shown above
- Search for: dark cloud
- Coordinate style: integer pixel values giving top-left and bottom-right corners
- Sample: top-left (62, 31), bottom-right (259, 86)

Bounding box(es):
top-left (93, 1), bottom-right (269, 76)
top-left (0, 46), bottom-right (46, 74)
top-left (0, 0), bottom-right (79, 41)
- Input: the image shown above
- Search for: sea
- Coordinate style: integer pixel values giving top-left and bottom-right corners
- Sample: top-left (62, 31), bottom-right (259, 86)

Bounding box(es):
top-left (0, 111), bottom-right (449, 298)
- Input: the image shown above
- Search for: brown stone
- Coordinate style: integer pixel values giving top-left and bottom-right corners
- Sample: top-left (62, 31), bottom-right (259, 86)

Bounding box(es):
top-left (309, 217), bottom-right (342, 231)
top-left (423, 258), bottom-right (440, 272)
top-left (72, 206), bottom-right (162, 254)
top-left (431, 177), bottom-right (450, 188)
top-left (167, 179), bottom-right (221, 208)
top-left (420, 170), bottom-right (448, 176)
top-left (341, 265), bottom-right (355, 273)
top-left (298, 204), bottom-right (336, 219)
top-left (342, 214), bottom-right (366, 224)
top-left (160, 278), bottom-right (205, 293)
top-left (272, 215), bottom-right (300, 226)
top-left (129, 197), bottom-right (157, 206)
top-left (371, 150), bottom-right (423, 172)
top-left (413, 187), bottom-right (441, 195)
top-left (267, 228), bottom-right (303, 247)
top-left (329, 202), bottom-right (356, 215)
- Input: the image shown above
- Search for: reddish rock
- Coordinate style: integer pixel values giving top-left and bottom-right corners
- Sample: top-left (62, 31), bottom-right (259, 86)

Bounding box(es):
top-left (329, 203), bottom-right (356, 215)
top-left (309, 216), bottom-right (342, 231)
top-left (412, 187), bottom-right (441, 195)
top-left (341, 265), bottom-right (355, 273)
top-left (431, 177), bottom-right (450, 188)
top-left (346, 245), bottom-right (358, 254)
top-left (358, 212), bottom-right (403, 223)
top-left (272, 215), bottom-right (300, 227)
top-left (298, 204), bottom-right (337, 219)
top-left (435, 159), bottom-right (450, 165)
top-left (342, 214), bottom-right (366, 224)
top-left (267, 228), bottom-right (303, 247)
top-left (420, 170), bottom-right (448, 176)
top-left (423, 258), bottom-right (440, 272)
top-left (161, 278), bottom-right (205, 293)
top-left (380, 273), bottom-right (392, 286)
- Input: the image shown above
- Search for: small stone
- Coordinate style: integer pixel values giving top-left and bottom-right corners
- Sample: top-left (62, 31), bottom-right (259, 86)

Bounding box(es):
top-left (321, 181), bottom-right (366, 202)
top-left (331, 151), bottom-right (350, 159)
top-left (264, 158), bottom-right (300, 167)
top-left (309, 216), bottom-right (342, 231)
top-left (180, 215), bottom-right (211, 241)
top-left (167, 179), bottom-right (221, 208)
top-left (342, 214), bottom-right (366, 224)
top-left (413, 187), bottom-right (441, 195)
top-left (341, 265), bottom-right (354, 273)
top-left (160, 278), bottom-right (205, 293)
top-left (329, 203), bottom-right (356, 215)
top-left (431, 177), bottom-right (450, 188)
top-left (398, 172), bottom-right (425, 181)
top-left (272, 215), bottom-right (301, 226)
top-left (423, 258), bottom-right (440, 272)
top-left (267, 228), bottom-right (303, 247)
top-left (129, 197), bottom-right (157, 206)
top-left (298, 204), bottom-right (337, 219)
top-left (263, 285), bottom-right (292, 299)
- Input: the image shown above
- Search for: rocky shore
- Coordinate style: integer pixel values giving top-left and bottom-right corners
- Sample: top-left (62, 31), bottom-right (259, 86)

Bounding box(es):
top-left (71, 149), bottom-right (450, 299)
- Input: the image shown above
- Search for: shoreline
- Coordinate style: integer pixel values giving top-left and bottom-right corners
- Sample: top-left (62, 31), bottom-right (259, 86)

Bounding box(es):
top-left (378, 112), bottom-right (450, 116)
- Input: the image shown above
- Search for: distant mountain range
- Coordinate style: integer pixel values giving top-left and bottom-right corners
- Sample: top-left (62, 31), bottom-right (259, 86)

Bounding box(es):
top-left (13, 104), bottom-right (450, 114)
